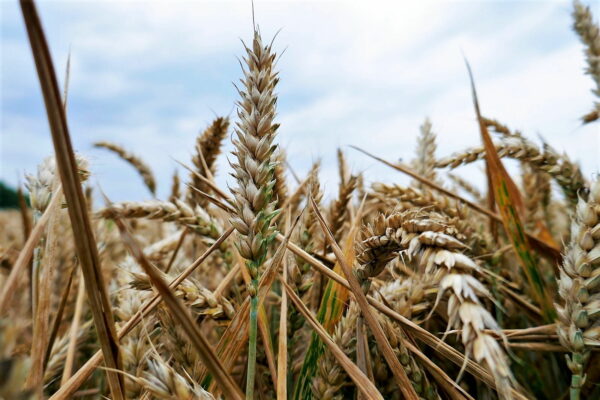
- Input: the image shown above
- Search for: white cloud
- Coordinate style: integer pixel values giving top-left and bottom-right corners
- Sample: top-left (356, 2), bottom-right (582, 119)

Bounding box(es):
top-left (1, 0), bottom-right (598, 204)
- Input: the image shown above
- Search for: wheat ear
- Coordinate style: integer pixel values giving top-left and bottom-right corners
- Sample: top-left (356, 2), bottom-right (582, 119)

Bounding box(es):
top-left (436, 136), bottom-right (585, 205)
top-left (169, 170), bottom-right (180, 203)
top-left (229, 28), bottom-right (280, 399)
top-left (188, 117), bottom-right (230, 206)
top-left (412, 117), bottom-right (438, 187)
top-left (356, 210), bottom-right (514, 399)
top-left (556, 179), bottom-right (600, 400)
top-left (94, 141), bottom-right (156, 195)
top-left (329, 174), bottom-right (358, 244)
top-left (273, 148), bottom-right (289, 209)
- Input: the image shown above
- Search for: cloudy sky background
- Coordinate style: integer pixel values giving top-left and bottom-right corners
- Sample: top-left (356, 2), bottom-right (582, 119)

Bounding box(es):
top-left (1, 0), bottom-right (598, 203)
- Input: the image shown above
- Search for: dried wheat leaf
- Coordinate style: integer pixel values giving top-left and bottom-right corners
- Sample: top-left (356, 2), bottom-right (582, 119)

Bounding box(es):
top-left (465, 60), bottom-right (555, 321)
top-left (19, 1), bottom-right (126, 396)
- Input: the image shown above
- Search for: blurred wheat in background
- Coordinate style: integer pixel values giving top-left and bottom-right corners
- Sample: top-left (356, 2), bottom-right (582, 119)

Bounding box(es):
top-left (1, 0), bottom-right (600, 399)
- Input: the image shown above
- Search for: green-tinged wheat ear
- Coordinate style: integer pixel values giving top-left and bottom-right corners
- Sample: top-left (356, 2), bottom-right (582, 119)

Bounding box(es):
top-left (229, 28), bottom-right (280, 399)
top-left (556, 179), bottom-right (600, 400)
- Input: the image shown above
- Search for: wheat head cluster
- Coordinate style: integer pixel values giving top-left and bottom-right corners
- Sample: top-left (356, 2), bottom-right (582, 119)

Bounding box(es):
top-left (1, 1), bottom-right (599, 399)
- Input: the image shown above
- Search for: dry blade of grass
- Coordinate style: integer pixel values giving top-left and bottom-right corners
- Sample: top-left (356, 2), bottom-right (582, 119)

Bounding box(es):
top-left (49, 227), bottom-right (235, 400)
top-left (277, 218), bottom-right (290, 400)
top-left (0, 186), bottom-right (61, 313)
top-left (112, 216), bottom-right (244, 400)
top-left (19, 1), bottom-right (125, 397)
top-left (27, 181), bottom-right (62, 390)
top-left (465, 59), bottom-right (555, 321)
top-left (61, 269), bottom-right (85, 385)
top-left (43, 262), bottom-right (77, 370)
top-left (282, 280), bottom-right (384, 400)
top-left (309, 195), bottom-right (420, 400)
top-left (350, 145), bottom-right (562, 264)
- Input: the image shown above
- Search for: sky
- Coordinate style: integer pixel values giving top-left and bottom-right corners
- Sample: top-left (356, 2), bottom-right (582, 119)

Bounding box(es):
top-left (1, 0), bottom-right (599, 203)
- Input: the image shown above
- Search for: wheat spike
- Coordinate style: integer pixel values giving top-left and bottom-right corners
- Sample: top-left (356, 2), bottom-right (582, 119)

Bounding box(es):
top-left (374, 315), bottom-right (440, 400)
top-left (97, 200), bottom-right (225, 244)
top-left (273, 148), bottom-right (289, 210)
top-left (436, 136), bottom-right (586, 205)
top-left (94, 141), bottom-right (156, 195)
top-left (188, 117), bottom-right (230, 207)
top-left (412, 117), bottom-right (438, 187)
top-left (329, 174), bottom-right (358, 244)
top-left (131, 356), bottom-right (215, 400)
top-left (229, 27), bottom-right (280, 399)
top-left (169, 170), bottom-right (181, 203)
top-left (556, 179), bottom-right (600, 400)
top-left (356, 210), bottom-right (514, 399)
top-left (572, 1), bottom-right (600, 94)
top-left (573, 0), bottom-right (600, 123)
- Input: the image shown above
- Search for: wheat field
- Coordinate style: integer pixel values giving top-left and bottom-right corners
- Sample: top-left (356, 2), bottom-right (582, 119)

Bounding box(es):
top-left (1, 0), bottom-right (599, 399)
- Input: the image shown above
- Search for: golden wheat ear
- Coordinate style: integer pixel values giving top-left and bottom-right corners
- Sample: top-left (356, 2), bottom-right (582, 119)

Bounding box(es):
top-left (94, 142), bottom-right (157, 196)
